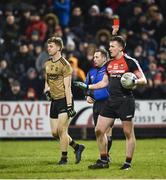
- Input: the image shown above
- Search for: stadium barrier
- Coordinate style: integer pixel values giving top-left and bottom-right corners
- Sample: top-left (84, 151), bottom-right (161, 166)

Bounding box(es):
top-left (0, 100), bottom-right (166, 139)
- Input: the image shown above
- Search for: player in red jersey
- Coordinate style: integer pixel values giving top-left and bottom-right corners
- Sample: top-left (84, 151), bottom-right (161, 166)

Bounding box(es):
top-left (75, 36), bottom-right (147, 170)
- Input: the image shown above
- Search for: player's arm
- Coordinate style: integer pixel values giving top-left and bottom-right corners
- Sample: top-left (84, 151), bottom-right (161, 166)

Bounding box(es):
top-left (44, 77), bottom-right (50, 92)
top-left (43, 67), bottom-right (52, 101)
top-left (64, 75), bottom-right (76, 117)
top-left (74, 74), bottom-right (109, 90)
top-left (89, 74), bottom-right (109, 90)
top-left (134, 66), bottom-right (147, 86)
top-left (64, 75), bottom-right (72, 105)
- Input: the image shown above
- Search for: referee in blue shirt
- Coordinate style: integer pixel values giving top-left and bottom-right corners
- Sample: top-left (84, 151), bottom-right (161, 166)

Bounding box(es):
top-left (85, 48), bottom-right (113, 161)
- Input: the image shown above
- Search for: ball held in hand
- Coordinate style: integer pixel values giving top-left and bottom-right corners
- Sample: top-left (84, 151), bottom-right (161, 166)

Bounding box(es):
top-left (120, 72), bottom-right (137, 89)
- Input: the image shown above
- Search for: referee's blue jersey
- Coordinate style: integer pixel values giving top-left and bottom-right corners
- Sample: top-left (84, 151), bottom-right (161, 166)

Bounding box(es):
top-left (85, 64), bottom-right (110, 101)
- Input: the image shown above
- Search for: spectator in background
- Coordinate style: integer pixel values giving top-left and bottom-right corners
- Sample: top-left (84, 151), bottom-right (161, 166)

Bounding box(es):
top-left (106, 0), bottom-right (123, 12)
top-left (44, 13), bottom-right (59, 39)
top-left (2, 14), bottom-right (19, 54)
top-left (145, 4), bottom-right (159, 36)
top-left (53, 0), bottom-right (71, 28)
top-left (146, 61), bottom-right (166, 99)
top-left (76, 41), bottom-right (94, 74)
top-left (0, 6), bottom-right (13, 34)
top-left (95, 29), bottom-right (111, 48)
top-left (20, 67), bottom-right (43, 99)
top-left (12, 42), bottom-right (35, 78)
top-left (85, 5), bottom-right (101, 38)
top-left (139, 30), bottom-right (158, 57)
top-left (0, 58), bottom-right (13, 79)
top-left (158, 49), bottom-right (166, 71)
top-left (33, 43), bottom-right (43, 59)
top-left (68, 56), bottom-right (86, 82)
top-left (159, 36), bottom-right (166, 51)
top-left (145, 62), bottom-right (162, 88)
top-left (18, 9), bottom-right (31, 39)
top-left (35, 48), bottom-right (49, 76)
top-left (100, 7), bottom-right (114, 32)
top-left (65, 37), bottom-right (77, 57)
top-left (0, 58), bottom-right (12, 99)
top-left (54, 25), bottom-right (64, 38)
top-left (127, 4), bottom-right (143, 34)
top-left (69, 56), bottom-right (86, 100)
top-left (26, 11), bottom-right (47, 42)
top-left (132, 45), bottom-right (149, 72)
top-left (24, 87), bottom-right (38, 100)
top-left (80, 43), bottom-right (96, 74)
top-left (70, 6), bottom-right (84, 38)
top-left (8, 80), bottom-right (25, 100)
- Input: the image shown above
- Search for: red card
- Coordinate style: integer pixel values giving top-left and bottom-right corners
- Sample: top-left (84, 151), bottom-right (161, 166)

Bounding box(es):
top-left (113, 18), bottom-right (120, 26)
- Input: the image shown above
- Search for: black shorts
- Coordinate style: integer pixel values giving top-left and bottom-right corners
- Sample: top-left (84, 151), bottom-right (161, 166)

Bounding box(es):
top-left (93, 99), bottom-right (107, 126)
top-left (100, 96), bottom-right (135, 121)
top-left (50, 98), bottom-right (67, 118)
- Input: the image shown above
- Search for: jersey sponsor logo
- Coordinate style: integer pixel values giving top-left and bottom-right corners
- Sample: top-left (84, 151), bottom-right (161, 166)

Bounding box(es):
top-left (107, 56), bottom-right (129, 75)
top-left (113, 63), bottom-right (118, 69)
top-left (109, 74), bottom-right (121, 78)
top-left (47, 73), bottom-right (59, 80)
top-left (108, 69), bottom-right (126, 74)
top-left (119, 63), bottom-right (124, 69)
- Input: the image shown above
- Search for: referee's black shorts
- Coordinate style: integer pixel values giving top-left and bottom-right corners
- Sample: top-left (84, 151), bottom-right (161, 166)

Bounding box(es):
top-left (93, 99), bottom-right (107, 126)
top-left (50, 98), bottom-right (67, 118)
top-left (100, 96), bottom-right (135, 121)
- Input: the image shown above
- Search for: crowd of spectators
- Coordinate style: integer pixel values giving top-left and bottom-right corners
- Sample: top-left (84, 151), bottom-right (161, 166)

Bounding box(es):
top-left (0, 0), bottom-right (166, 100)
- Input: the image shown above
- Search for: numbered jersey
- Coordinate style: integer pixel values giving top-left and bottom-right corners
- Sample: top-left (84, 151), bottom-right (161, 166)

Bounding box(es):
top-left (44, 57), bottom-right (72, 100)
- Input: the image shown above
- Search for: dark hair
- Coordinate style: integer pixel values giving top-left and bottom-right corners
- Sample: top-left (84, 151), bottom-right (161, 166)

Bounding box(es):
top-left (110, 36), bottom-right (126, 49)
top-left (47, 36), bottom-right (64, 50)
top-left (95, 48), bottom-right (109, 59)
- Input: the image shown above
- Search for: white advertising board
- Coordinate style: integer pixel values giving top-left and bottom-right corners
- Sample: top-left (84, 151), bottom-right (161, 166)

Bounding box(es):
top-left (0, 100), bottom-right (166, 137)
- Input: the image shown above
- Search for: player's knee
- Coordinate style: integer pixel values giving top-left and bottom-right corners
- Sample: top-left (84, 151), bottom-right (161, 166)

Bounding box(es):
top-left (123, 128), bottom-right (132, 139)
top-left (58, 127), bottom-right (67, 136)
top-left (52, 132), bottom-right (58, 138)
top-left (95, 128), bottom-right (103, 137)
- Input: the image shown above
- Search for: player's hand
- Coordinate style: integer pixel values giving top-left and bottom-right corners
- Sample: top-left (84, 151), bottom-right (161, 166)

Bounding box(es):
top-left (73, 81), bottom-right (89, 90)
top-left (86, 96), bottom-right (95, 104)
top-left (67, 105), bottom-right (76, 118)
top-left (112, 25), bottom-right (119, 35)
top-left (45, 91), bottom-right (52, 101)
top-left (112, 16), bottom-right (120, 35)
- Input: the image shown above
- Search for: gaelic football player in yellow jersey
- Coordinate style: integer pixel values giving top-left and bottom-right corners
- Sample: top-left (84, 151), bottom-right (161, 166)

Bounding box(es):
top-left (44, 36), bottom-right (85, 165)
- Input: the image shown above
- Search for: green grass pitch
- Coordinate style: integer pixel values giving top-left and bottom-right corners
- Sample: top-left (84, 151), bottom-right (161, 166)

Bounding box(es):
top-left (0, 139), bottom-right (166, 179)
